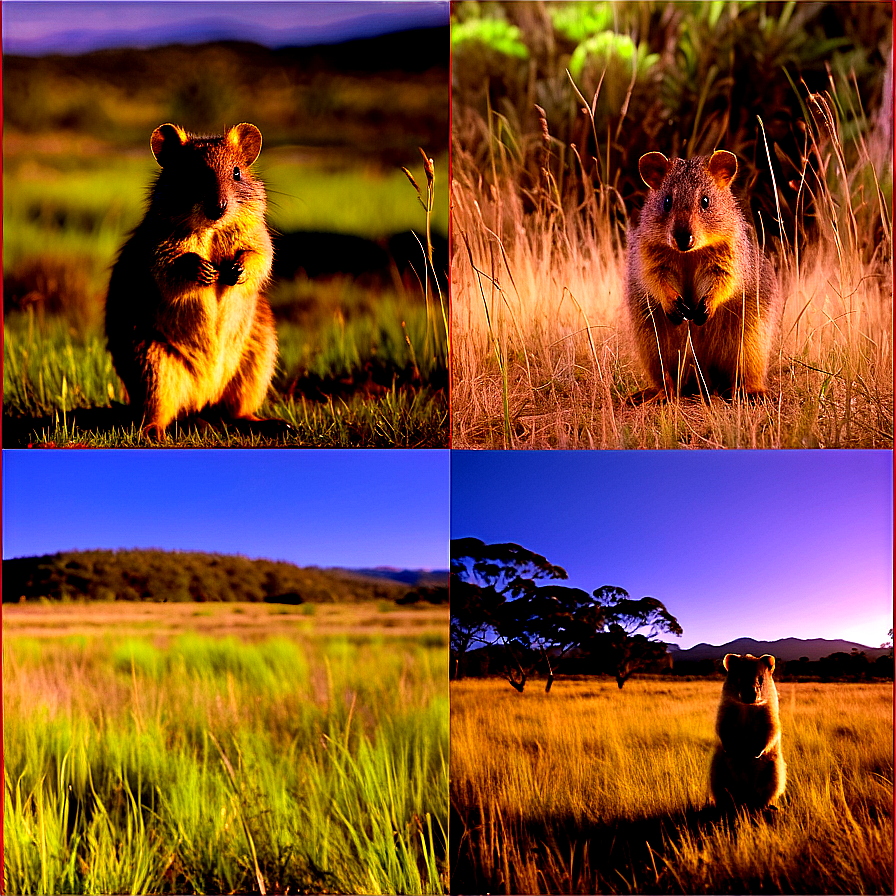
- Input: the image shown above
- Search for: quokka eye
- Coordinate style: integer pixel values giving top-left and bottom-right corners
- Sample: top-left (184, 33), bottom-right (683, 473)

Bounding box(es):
top-left (233, 167), bottom-right (242, 181)
top-left (663, 195), bottom-right (673, 213)
top-left (701, 194), bottom-right (710, 209)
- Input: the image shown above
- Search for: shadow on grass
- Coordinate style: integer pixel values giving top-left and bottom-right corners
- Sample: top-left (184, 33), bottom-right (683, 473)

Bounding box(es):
top-left (282, 361), bottom-right (448, 401)
top-left (450, 800), bottom-right (788, 895)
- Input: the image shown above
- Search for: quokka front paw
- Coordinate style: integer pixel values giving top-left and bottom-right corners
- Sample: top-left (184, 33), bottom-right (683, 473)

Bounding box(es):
top-left (195, 256), bottom-right (219, 285)
top-left (691, 296), bottom-right (709, 325)
top-left (218, 251), bottom-right (247, 286)
top-left (672, 295), bottom-right (709, 325)
top-left (666, 298), bottom-right (686, 325)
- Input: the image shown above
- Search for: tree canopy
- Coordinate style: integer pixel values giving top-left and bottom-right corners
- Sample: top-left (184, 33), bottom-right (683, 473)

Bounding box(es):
top-left (450, 538), bottom-right (682, 691)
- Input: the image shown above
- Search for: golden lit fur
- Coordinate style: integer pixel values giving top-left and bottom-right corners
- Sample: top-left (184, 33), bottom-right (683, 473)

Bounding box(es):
top-left (105, 123), bottom-right (276, 438)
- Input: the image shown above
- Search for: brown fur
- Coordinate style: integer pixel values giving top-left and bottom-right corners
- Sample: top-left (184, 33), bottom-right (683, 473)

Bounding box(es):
top-left (626, 151), bottom-right (781, 400)
top-left (105, 122), bottom-right (276, 438)
top-left (710, 653), bottom-right (786, 811)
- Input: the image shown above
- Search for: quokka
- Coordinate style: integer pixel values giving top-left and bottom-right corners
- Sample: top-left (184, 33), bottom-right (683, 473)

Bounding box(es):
top-left (105, 122), bottom-right (277, 438)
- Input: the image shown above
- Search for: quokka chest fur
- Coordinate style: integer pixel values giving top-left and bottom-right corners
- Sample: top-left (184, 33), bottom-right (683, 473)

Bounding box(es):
top-left (105, 122), bottom-right (277, 438)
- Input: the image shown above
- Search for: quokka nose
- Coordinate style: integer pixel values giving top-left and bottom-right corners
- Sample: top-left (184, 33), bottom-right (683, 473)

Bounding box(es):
top-left (673, 227), bottom-right (694, 251)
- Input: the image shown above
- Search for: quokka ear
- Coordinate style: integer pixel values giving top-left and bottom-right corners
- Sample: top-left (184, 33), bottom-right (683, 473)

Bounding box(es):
top-left (708, 150), bottom-right (738, 189)
top-left (227, 123), bottom-right (263, 167)
top-left (639, 152), bottom-right (670, 191)
top-left (150, 124), bottom-right (189, 167)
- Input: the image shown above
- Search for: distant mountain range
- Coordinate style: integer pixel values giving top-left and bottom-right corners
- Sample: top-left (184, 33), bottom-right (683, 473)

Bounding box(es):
top-left (351, 568), bottom-right (448, 587)
top-left (668, 637), bottom-right (889, 663)
top-left (4, 14), bottom-right (448, 58)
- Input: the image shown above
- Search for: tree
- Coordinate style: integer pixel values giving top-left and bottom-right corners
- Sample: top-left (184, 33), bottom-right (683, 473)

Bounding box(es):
top-left (515, 585), bottom-right (605, 691)
top-left (450, 537), bottom-right (567, 689)
top-left (586, 586), bottom-right (683, 688)
top-left (449, 574), bottom-right (504, 679)
top-left (450, 540), bottom-right (684, 692)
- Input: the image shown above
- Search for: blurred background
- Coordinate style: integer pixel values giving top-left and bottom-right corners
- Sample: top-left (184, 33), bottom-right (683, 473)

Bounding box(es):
top-left (2, 0), bottom-right (449, 445)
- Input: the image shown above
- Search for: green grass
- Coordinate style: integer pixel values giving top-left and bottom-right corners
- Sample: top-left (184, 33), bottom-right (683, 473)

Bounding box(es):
top-left (3, 613), bottom-right (449, 895)
top-left (3, 142), bottom-right (448, 447)
top-left (2, 147), bottom-right (448, 273)
top-left (262, 150), bottom-right (449, 237)
top-left (2, 307), bottom-right (447, 447)
top-left (451, 677), bottom-right (893, 894)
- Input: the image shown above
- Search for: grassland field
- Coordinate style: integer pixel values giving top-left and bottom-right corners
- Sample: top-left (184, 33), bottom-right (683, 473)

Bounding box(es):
top-left (450, 25), bottom-right (892, 450)
top-left (450, 677), bottom-right (893, 895)
top-left (3, 140), bottom-right (450, 448)
top-left (3, 601), bottom-right (449, 895)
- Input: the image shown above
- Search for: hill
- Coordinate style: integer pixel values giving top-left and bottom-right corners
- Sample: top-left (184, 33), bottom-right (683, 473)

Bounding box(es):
top-left (1, 549), bottom-right (444, 605)
top-left (668, 636), bottom-right (889, 663)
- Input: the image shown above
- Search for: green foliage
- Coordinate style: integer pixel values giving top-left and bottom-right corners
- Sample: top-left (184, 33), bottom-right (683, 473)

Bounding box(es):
top-left (568, 31), bottom-right (658, 83)
top-left (548, 2), bottom-right (614, 43)
top-left (451, 16), bottom-right (529, 59)
top-left (1, 549), bottom-right (445, 605)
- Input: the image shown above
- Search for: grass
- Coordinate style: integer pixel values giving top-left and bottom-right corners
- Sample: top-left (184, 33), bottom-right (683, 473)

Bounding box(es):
top-left (450, 677), bottom-right (893, 894)
top-left (3, 309), bottom-right (447, 448)
top-left (2, 138), bottom-right (448, 448)
top-left (451, 85), bottom-right (892, 449)
top-left (2, 601), bottom-right (449, 895)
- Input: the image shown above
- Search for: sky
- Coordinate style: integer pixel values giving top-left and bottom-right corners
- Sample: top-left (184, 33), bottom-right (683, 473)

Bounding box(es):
top-left (451, 450), bottom-right (893, 650)
top-left (2, 449), bottom-right (450, 570)
top-left (1, 1), bottom-right (448, 56)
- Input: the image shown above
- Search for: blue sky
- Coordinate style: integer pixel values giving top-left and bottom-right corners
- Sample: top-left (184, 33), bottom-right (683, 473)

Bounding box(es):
top-left (1, 1), bottom-right (448, 55)
top-left (451, 450), bottom-right (893, 650)
top-left (2, 449), bottom-right (450, 570)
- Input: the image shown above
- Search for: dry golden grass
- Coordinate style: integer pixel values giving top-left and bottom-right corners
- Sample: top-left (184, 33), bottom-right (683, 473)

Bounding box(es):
top-left (450, 677), bottom-right (893, 894)
top-left (1, 600), bottom-right (447, 642)
top-left (451, 98), bottom-right (893, 449)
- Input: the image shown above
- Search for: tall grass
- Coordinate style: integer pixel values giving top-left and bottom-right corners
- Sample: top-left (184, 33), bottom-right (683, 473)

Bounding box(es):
top-left (451, 678), bottom-right (893, 894)
top-left (3, 621), bottom-right (449, 894)
top-left (451, 78), bottom-right (892, 448)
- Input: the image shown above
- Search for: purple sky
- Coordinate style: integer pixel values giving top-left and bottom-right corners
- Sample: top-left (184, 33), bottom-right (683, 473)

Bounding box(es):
top-left (2, 449), bottom-right (450, 570)
top-left (451, 451), bottom-right (893, 650)
top-left (1, 1), bottom-right (448, 55)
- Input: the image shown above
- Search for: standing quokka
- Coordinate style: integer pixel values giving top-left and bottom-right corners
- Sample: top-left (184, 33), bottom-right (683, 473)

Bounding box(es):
top-left (625, 150), bottom-right (781, 400)
top-left (105, 122), bottom-right (277, 438)
top-left (710, 653), bottom-right (786, 811)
